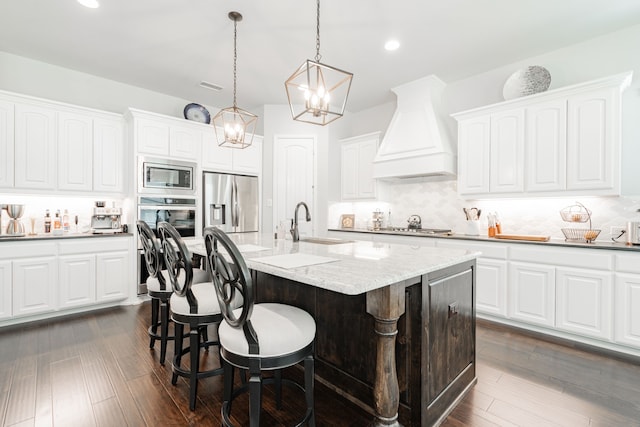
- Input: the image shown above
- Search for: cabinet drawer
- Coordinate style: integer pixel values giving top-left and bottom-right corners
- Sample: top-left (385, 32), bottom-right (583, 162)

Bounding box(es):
top-left (615, 253), bottom-right (640, 274)
top-left (437, 239), bottom-right (508, 259)
top-left (58, 237), bottom-right (131, 255)
top-left (510, 245), bottom-right (612, 270)
top-left (0, 242), bottom-right (57, 259)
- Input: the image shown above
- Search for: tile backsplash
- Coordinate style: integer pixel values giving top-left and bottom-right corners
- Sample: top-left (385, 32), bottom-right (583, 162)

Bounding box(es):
top-left (329, 179), bottom-right (640, 242)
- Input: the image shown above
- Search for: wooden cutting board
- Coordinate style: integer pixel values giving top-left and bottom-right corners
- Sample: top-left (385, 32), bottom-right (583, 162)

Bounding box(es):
top-left (494, 234), bottom-right (550, 242)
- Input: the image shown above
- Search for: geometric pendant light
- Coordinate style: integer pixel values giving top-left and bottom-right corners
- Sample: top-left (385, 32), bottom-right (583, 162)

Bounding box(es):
top-left (285, 0), bottom-right (353, 126)
top-left (213, 11), bottom-right (257, 148)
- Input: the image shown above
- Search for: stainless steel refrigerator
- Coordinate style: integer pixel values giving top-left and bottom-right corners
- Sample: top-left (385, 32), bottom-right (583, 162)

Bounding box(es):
top-left (203, 171), bottom-right (259, 233)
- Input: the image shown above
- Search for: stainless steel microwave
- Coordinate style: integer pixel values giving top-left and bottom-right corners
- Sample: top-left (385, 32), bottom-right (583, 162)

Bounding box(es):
top-left (138, 156), bottom-right (197, 194)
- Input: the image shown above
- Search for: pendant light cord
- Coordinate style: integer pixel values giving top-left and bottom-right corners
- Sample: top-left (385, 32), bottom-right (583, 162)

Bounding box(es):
top-left (315, 0), bottom-right (322, 62)
top-left (233, 16), bottom-right (238, 108)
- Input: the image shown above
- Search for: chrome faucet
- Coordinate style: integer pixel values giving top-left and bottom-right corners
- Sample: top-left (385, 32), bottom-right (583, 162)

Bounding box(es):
top-left (290, 201), bottom-right (311, 242)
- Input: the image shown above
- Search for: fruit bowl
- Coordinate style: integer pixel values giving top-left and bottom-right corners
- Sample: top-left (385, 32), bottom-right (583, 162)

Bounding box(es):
top-left (561, 228), bottom-right (601, 243)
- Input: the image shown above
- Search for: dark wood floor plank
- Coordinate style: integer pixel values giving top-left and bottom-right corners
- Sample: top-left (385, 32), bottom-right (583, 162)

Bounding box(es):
top-left (3, 374), bottom-right (36, 426)
top-left (92, 396), bottom-right (127, 427)
top-left (50, 356), bottom-right (96, 427)
top-left (126, 373), bottom-right (189, 426)
top-left (100, 349), bottom-right (147, 427)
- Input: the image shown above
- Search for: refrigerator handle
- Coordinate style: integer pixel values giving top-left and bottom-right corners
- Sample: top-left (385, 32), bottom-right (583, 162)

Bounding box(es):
top-left (231, 178), bottom-right (239, 227)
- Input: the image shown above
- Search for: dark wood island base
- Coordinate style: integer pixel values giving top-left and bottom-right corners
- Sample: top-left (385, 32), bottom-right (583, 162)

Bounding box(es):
top-left (256, 259), bottom-right (477, 426)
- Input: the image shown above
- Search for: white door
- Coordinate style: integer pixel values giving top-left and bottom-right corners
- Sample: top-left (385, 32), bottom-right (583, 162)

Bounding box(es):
top-left (457, 116), bottom-right (490, 195)
top-left (96, 252), bottom-right (129, 302)
top-left (93, 117), bottom-right (124, 193)
top-left (490, 108), bottom-right (524, 193)
top-left (58, 111), bottom-right (93, 191)
top-left (476, 259), bottom-right (508, 317)
top-left (14, 103), bottom-right (56, 189)
top-left (0, 261), bottom-right (11, 320)
top-left (169, 124), bottom-right (201, 160)
top-left (615, 273), bottom-right (640, 348)
top-left (13, 257), bottom-right (57, 316)
top-left (273, 135), bottom-right (316, 238)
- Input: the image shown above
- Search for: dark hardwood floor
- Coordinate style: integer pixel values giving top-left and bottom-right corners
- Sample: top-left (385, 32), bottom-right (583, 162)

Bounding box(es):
top-left (1, 303), bottom-right (639, 426)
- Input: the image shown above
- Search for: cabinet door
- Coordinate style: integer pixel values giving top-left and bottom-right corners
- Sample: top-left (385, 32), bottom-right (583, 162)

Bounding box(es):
top-left (457, 116), bottom-right (490, 195)
top-left (526, 99), bottom-right (567, 192)
top-left (96, 251), bottom-right (129, 302)
top-left (136, 118), bottom-right (169, 155)
top-left (357, 138), bottom-right (377, 198)
top-left (13, 257), bottom-right (57, 316)
top-left (93, 117), bottom-right (124, 193)
top-left (169, 124), bottom-right (201, 160)
top-left (508, 262), bottom-right (555, 327)
top-left (566, 87), bottom-right (616, 192)
top-left (0, 261), bottom-right (11, 320)
top-left (233, 135), bottom-right (262, 174)
top-left (58, 254), bottom-right (96, 308)
top-left (0, 100), bottom-right (14, 188)
top-left (201, 129), bottom-right (233, 172)
top-left (490, 109), bottom-right (524, 193)
top-left (58, 111), bottom-right (93, 191)
top-left (615, 273), bottom-right (640, 348)
top-left (476, 258), bottom-right (508, 317)
top-left (341, 142), bottom-right (359, 199)
top-left (14, 103), bottom-right (56, 189)
top-left (556, 267), bottom-right (612, 340)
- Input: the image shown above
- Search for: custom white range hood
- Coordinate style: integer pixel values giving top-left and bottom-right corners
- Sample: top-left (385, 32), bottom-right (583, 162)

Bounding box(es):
top-left (373, 75), bottom-right (456, 179)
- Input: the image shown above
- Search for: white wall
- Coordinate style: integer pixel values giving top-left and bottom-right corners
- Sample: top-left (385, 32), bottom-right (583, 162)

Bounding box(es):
top-left (328, 23), bottom-right (640, 240)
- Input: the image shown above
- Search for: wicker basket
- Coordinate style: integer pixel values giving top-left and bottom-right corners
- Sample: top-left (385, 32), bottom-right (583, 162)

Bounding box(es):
top-left (561, 228), bottom-right (601, 243)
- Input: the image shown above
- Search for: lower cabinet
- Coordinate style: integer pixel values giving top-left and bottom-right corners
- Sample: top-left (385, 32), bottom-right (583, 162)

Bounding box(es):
top-left (96, 251), bottom-right (129, 302)
top-left (0, 261), bottom-right (11, 320)
top-left (615, 273), bottom-right (640, 348)
top-left (13, 257), bottom-right (57, 317)
top-left (556, 267), bottom-right (612, 340)
top-left (59, 254), bottom-right (97, 309)
top-left (508, 261), bottom-right (556, 327)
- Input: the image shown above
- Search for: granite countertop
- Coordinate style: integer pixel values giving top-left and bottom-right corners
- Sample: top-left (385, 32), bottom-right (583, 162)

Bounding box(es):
top-left (328, 228), bottom-right (640, 252)
top-left (0, 232), bottom-right (133, 242)
top-left (184, 233), bottom-right (479, 296)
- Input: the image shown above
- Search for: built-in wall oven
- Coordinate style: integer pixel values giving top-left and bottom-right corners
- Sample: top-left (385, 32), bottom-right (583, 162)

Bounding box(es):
top-left (136, 196), bottom-right (197, 294)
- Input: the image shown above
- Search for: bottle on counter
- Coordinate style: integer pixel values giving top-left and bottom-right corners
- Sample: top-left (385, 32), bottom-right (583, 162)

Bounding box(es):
top-left (44, 209), bottom-right (51, 233)
top-left (62, 209), bottom-right (70, 233)
top-left (53, 209), bottom-right (63, 236)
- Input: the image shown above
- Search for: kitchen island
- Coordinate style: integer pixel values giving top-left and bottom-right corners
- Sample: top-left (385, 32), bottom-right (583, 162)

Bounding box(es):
top-left (188, 233), bottom-right (479, 426)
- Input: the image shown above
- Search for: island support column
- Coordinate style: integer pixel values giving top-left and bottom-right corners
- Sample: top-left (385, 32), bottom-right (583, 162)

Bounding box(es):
top-left (366, 281), bottom-right (406, 427)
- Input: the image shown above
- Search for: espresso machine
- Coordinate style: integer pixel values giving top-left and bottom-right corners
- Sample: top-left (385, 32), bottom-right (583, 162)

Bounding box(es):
top-left (91, 206), bottom-right (123, 234)
top-left (1, 204), bottom-right (26, 237)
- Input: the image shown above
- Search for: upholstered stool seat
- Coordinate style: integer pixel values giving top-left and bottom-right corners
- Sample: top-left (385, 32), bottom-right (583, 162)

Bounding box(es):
top-left (204, 226), bottom-right (316, 427)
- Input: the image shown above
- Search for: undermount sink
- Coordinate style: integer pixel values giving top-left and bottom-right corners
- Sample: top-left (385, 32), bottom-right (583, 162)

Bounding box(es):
top-left (300, 237), bottom-right (354, 245)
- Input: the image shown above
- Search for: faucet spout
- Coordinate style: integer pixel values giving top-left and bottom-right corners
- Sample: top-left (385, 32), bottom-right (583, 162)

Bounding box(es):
top-left (291, 201), bottom-right (311, 242)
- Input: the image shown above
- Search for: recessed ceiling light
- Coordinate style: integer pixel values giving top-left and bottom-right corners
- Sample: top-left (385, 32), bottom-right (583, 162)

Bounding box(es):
top-left (384, 40), bottom-right (400, 51)
top-left (77, 0), bottom-right (99, 9)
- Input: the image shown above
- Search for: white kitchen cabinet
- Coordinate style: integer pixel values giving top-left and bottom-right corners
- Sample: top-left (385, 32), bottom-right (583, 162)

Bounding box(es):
top-left (93, 117), bottom-right (125, 193)
top-left (526, 98), bottom-right (567, 192)
top-left (0, 261), bottom-right (11, 320)
top-left (201, 130), bottom-right (262, 175)
top-left (14, 103), bottom-right (57, 190)
top-left (58, 111), bottom-right (93, 191)
top-left (96, 251), bottom-right (129, 302)
top-left (489, 108), bottom-right (524, 193)
top-left (13, 257), bottom-right (57, 317)
top-left (457, 116), bottom-right (490, 195)
top-left (136, 117), bottom-right (170, 155)
top-left (615, 273), bottom-right (640, 348)
top-left (0, 100), bottom-right (15, 188)
top-left (340, 132), bottom-right (379, 200)
top-left (566, 87), bottom-right (617, 192)
top-left (58, 254), bottom-right (96, 309)
top-left (508, 262), bottom-right (556, 327)
top-left (556, 267), bottom-right (612, 340)
top-left (133, 110), bottom-right (202, 160)
top-left (453, 71), bottom-right (630, 198)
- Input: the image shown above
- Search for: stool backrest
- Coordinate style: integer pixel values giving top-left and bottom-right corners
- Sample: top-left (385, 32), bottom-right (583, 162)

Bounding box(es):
top-left (136, 220), bottom-right (167, 290)
top-left (203, 226), bottom-right (258, 353)
top-left (158, 221), bottom-right (198, 311)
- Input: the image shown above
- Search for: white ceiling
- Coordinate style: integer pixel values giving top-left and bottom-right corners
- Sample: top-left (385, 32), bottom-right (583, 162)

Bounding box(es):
top-left (1, 0), bottom-right (640, 113)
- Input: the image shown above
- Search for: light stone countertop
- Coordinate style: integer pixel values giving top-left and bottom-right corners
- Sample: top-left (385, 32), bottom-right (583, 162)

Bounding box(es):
top-left (185, 233), bottom-right (479, 296)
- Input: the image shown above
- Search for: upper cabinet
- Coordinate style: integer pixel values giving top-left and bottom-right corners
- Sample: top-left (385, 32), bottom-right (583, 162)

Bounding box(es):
top-left (340, 132), bottom-right (379, 200)
top-left (453, 71), bottom-right (632, 198)
top-left (0, 90), bottom-right (126, 194)
top-left (201, 130), bottom-right (262, 175)
top-left (130, 109), bottom-right (201, 161)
